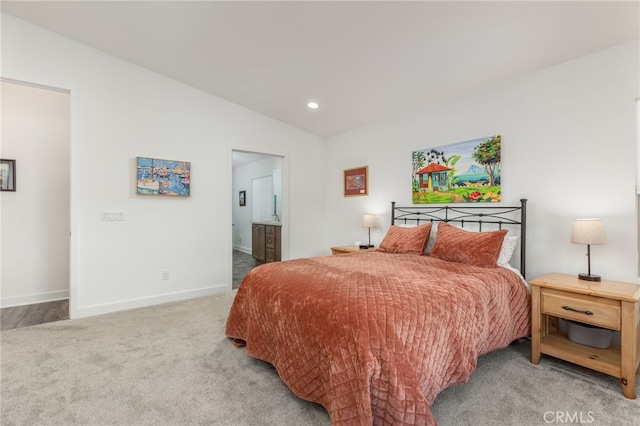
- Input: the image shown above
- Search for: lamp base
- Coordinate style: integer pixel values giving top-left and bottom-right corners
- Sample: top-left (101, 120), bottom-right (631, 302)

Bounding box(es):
top-left (578, 273), bottom-right (601, 282)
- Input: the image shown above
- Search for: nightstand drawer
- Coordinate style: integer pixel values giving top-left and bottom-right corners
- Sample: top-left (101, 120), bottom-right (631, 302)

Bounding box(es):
top-left (541, 288), bottom-right (620, 330)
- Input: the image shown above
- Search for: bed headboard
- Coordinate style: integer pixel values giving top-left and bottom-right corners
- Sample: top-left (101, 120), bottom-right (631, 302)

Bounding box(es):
top-left (391, 199), bottom-right (528, 278)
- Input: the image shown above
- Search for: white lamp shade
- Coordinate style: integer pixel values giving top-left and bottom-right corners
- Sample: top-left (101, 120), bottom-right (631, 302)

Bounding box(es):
top-left (362, 214), bottom-right (377, 228)
top-left (571, 218), bottom-right (607, 245)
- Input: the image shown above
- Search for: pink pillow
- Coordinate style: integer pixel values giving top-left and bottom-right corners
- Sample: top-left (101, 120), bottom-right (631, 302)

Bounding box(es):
top-left (430, 222), bottom-right (507, 268)
top-left (378, 223), bottom-right (432, 254)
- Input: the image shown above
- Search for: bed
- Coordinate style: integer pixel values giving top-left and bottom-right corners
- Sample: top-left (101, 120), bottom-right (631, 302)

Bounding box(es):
top-left (225, 200), bottom-right (530, 425)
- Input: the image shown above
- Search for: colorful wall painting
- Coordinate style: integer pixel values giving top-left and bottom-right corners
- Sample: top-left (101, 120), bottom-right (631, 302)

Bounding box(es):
top-left (136, 157), bottom-right (190, 196)
top-left (343, 166), bottom-right (369, 197)
top-left (412, 135), bottom-right (501, 204)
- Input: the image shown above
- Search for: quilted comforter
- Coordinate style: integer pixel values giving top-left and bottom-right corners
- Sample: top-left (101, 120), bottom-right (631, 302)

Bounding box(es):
top-left (225, 251), bottom-right (530, 425)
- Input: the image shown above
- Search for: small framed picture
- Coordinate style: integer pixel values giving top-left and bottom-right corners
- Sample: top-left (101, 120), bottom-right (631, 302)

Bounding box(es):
top-left (239, 190), bottom-right (246, 206)
top-left (344, 166), bottom-right (368, 197)
top-left (0, 159), bottom-right (16, 192)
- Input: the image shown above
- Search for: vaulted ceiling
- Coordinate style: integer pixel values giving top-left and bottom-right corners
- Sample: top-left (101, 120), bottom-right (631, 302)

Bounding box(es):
top-left (2, 1), bottom-right (638, 138)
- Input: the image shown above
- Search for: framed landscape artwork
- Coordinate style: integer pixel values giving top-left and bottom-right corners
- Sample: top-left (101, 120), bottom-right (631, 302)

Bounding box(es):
top-left (344, 166), bottom-right (368, 197)
top-left (136, 157), bottom-right (190, 196)
top-left (412, 135), bottom-right (501, 204)
top-left (0, 159), bottom-right (16, 192)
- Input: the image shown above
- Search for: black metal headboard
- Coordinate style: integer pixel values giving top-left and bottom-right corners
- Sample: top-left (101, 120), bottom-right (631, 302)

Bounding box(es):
top-left (391, 199), bottom-right (528, 278)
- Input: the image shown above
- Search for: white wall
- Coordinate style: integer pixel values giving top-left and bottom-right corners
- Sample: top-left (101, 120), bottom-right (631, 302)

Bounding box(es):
top-left (3, 11), bottom-right (637, 320)
top-left (232, 155), bottom-right (282, 254)
top-left (1, 81), bottom-right (71, 307)
top-left (1, 14), bottom-right (326, 317)
top-left (324, 40), bottom-right (640, 283)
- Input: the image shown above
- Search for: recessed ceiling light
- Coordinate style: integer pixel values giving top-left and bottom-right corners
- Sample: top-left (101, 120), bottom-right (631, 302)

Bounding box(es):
top-left (307, 101), bottom-right (319, 109)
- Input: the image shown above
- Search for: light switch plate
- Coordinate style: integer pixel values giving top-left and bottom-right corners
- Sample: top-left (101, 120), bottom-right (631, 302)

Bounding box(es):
top-left (102, 210), bottom-right (125, 221)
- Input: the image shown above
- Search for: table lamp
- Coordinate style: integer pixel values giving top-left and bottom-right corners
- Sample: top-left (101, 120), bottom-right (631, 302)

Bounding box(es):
top-left (571, 218), bottom-right (607, 282)
top-left (362, 214), bottom-right (376, 248)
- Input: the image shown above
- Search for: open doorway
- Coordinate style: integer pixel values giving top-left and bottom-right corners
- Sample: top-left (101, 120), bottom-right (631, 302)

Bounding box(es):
top-left (0, 79), bottom-right (71, 328)
top-left (232, 150), bottom-right (284, 289)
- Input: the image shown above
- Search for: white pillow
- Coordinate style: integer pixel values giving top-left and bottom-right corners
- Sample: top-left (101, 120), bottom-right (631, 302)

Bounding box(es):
top-left (424, 222), bottom-right (439, 254)
top-left (497, 233), bottom-right (520, 267)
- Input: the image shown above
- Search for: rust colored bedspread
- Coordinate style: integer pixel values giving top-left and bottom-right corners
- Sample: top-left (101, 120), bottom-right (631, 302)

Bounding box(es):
top-left (225, 251), bottom-right (530, 425)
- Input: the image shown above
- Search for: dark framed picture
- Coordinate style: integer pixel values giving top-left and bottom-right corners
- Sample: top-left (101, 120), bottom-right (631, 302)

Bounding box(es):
top-left (343, 166), bottom-right (368, 197)
top-left (0, 159), bottom-right (16, 192)
top-left (239, 190), bottom-right (246, 206)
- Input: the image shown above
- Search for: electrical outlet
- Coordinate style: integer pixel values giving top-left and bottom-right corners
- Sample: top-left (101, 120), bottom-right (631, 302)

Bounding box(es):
top-left (161, 270), bottom-right (170, 280)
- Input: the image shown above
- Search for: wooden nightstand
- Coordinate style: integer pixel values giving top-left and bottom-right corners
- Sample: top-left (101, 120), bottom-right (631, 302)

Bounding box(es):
top-left (331, 245), bottom-right (376, 255)
top-left (530, 272), bottom-right (640, 399)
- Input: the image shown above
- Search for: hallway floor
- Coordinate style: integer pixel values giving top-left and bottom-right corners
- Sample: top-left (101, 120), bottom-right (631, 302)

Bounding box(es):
top-left (1, 299), bottom-right (69, 331)
top-left (233, 249), bottom-right (263, 289)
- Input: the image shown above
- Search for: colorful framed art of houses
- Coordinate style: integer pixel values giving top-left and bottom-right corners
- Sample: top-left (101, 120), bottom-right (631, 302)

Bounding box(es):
top-left (412, 135), bottom-right (501, 204)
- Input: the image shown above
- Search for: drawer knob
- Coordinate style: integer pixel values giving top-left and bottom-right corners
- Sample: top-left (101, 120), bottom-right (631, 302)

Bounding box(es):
top-left (562, 305), bottom-right (594, 316)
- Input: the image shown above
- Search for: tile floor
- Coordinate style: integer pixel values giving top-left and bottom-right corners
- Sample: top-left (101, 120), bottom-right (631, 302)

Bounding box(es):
top-left (233, 249), bottom-right (263, 289)
top-left (1, 299), bottom-right (69, 331)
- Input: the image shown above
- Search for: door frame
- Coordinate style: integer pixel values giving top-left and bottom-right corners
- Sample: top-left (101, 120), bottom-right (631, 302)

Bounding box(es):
top-left (229, 148), bottom-right (288, 287)
top-left (1, 77), bottom-right (76, 317)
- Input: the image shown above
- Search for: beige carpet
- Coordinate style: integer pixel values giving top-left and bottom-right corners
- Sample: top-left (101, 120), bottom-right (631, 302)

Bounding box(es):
top-left (1, 290), bottom-right (638, 425)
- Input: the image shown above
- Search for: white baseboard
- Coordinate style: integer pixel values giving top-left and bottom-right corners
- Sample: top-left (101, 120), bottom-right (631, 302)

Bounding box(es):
top-left (233, 245), bottom-right (252, 254)
top-left (1, 290), bottom-right (69, 308)
top-left (74, 284), bottom-right (229, 319)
